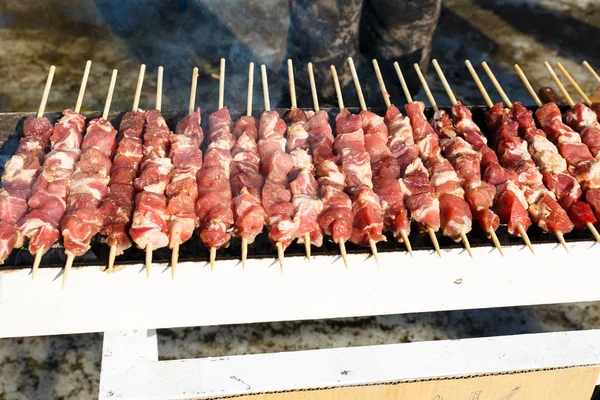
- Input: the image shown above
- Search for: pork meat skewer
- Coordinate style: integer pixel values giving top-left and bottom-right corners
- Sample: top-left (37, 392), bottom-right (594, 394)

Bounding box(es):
top-left (331, 61), bottom-right (384, 264)
top-left (167, 67), bottom-right (203, 277)
top-left (309, 64), bottom-right (352, 267)
top-left (232, 62), bottom-right (266, 268)
top-left (478, 61), bottom-right (599, 243)
top-left (392, 64), bottom-right (444, 256)
top-left (259, 65), bottom-right (295, 268)
top-left (62, 69), bottom-right (119, 288)
top-left (286, 59), bottom-right (323, 261)
top-left (407, 63), bottom-right (474, 256)
top-left (16, 61), bottom-right (91, 277)
top-left (352, 59), bottom-right (414, 255)
top-left (129, 66), bottom-right (173, 277)
top-left (461, 62), bottom-right (575, 251)
top-left (196, 59), bottom-right (235, 269)
top-left (0, 66), bottom-right (56, 265)
top-left (424, 61), bottom-right (535, 253)
top-left (100, 64), bottom-right (146, 274)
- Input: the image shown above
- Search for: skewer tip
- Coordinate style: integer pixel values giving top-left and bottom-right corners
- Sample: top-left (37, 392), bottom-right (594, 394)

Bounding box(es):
top-left (400, 230), bottom-right (413, 257)
top-left (62, 253), bottom-right (75, 290)
top-left (145, 243), bottom-right (153, 277)
top-left (338, 240), bottom-right (348, 268)
top-left (304, 233), bottom-right (311, 262)
top-left (210, 247), bottom-right (216, 271)
top-left (488, 229), bottom-right (504, 257)
top-left (241, 238), bottom-right (248, 270)
top-left (460, 232), bottom-right (473, 258)
top-left (556, 232), bottom-right (569, 254)
top-left (32, 251), bottom-right (43, 279)
top-left (276, 242), bottom-right (284, 272)
top-left (369, 238), bottom-right (379, 266)
top-left (107, 244), bottom-right (117, 275)
top-left (171, 242), bottom-right (179, 279)
top-left (517, 225), bottom-right (534, 255)
top-left (586, 222), bottom-right (600, 244)
top-left (428, 228), bottom-right (442, 258)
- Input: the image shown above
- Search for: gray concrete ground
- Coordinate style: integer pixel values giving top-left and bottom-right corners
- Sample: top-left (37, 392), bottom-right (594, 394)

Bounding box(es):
top-left (1, 0), bottom-right (600, 398)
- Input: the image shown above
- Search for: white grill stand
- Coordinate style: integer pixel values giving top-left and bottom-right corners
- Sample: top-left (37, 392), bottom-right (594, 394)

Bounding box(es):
top-left (2, 242), bottom-right (600, 398)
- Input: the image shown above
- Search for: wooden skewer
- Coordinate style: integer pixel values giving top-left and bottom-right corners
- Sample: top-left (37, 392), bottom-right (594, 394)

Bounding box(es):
top-left (240, 62), bottom-right (255, 270)
top-left (394, 62), bottom-right (441, 257)
top-left (481, 62), bottom-right (512, 106)
top-left (517, 224), bottom-right (534, 255)
top-left (108, 64), bottom-right (146, 276)
top-left (64, 68), bottom-right (118, 288)
top-left (307, 62), bottom-right (320, 113)
top-left (37, 65), bottom-right (56, 118)
top-left (33, 63), bottom-right (88, 279)
top-left (514, 64), bottom-right (543, 107)
top-left (348, 57), bottom-right (379, 266)
top-left (372, 59), bottom-right (413, 256)
top-left (415, 62), bottom-right (472, 257)
top-left (145, 243), bottom-right (153, 277)
top-left (325, 65), bottom-right (349, 267)
top-left (330, 65), bottom-right (345, 111)
top-left (555, 62), bottom-right (592, 106)
top-left (465, 61), bottom-right (493, 108)
top-left (74, 60), bottom-right (91, 114)
top-left (288, 59), bottom-right (312, 262)
top-left (261, 64), bottom-right (284, 268)
top-left (556, 231), bottom-right (569, 253)
top-left (582, 61), bottom-right (600, 84)
top-left (544, 61), bottom-right (575, 108)
top-left (132, 64), bottom-right (146, 111)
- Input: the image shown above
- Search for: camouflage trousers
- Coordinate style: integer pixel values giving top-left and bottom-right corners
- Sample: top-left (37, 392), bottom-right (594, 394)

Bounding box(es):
top-left (282, 0), bottom-right (441, 108)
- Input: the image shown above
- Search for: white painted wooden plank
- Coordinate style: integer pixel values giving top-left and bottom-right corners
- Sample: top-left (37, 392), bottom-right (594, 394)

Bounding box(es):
top-left (99, 330), bottom-right (158, 400)
top-left (100, 329), bottom-right (600, 399)
top-left (1, 242), bottom-right (598, 338)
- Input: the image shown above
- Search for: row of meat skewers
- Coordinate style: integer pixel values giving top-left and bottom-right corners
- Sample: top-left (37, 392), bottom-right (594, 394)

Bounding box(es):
top-left (1, 57), bottom-right (600, 287)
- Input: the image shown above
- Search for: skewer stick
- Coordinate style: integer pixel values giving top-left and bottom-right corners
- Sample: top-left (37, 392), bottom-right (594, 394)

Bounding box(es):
top-left (188, 67), bottom-right (199, 115)
top-left (517, 224), bottom-right (535, 255)
top-left (287, 59), bottom-right (312, 262)
top-left (556, 62), bottom-right (592, 106)
top-left (393, 62), bottom-right (413, 103)
top-left (74, 60), bottom-right (91, 113)
top-left (431, 59), bottom-right (457, 105)
top-left (247, 63), bottom-right (254, 117)
top-left (587, 222), bottom-right (600, 244)
top-left (146, 243), bottom-right (152, 277)
top-left (372, 59), bottom-right (391, 108)
top-left (62, 252), bottom-right (74, 290)
top-left (261, 64), bottom-right (271, 111)
top-left (307, 63), bottom-right (320, 113)
top-left (109, 64), bottom-right (146, 274)
top-left (102, 69), bottom-right (118, 120)
top-left (544, 61), bottom-right (575, 107)
top-left (330, 65), bottom-right (344, 110)
top-left (347, 57), bottom-right (367, 111)
top-left (261, 64), bottom-right (284, 266)
top-left (413, 63), bottom-right (439, 112)
top-left (582, 61), bottom-right (600, 84)
top-left (156, 66), bottom-right (163, 111)
top-left (218, 58), bottom-right (225, 110)
top-left (287, 59), bottom-right (297, 109)
top-left (312, 65), bottom-right (347, 266)
top-left (394, 63), bottom-right (442, 256)
top-left (34, 62), bottom-right (92, 278)
top-left (209, 246), bottom-right (216, 271)
top-left (37, 66), bottom-right (56, 118)
top-left (373, 59), bottom-right (413, 256)
top-left (415, 63), bottom-right (472, 256)
top-left (481, 62), bottom-right (512, 106)
top-left (556, 231), bottom-right (569, 253)
top-left (241, 63), bottom-right (255, 269)
top-left (348, 58), bottom-right (380, 265)
top-left (465, 60), bottom-right (494, 108)
top-left (132, 64), bottom-right (146, 111)
top-left (514, 64), bottom-right (543, 107)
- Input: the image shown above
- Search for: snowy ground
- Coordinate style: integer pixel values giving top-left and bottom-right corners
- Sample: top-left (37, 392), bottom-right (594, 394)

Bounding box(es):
top-left (2, 0), bottom-right (600, 398)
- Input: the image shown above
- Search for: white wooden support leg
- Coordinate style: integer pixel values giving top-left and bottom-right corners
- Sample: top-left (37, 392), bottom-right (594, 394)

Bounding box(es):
top-left (99, 329), bottom-right (158, 400)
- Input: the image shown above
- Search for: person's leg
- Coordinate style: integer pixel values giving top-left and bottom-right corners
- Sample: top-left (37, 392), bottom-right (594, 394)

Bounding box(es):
top-left (359, 0), bottom-right (441, 107)
top-left (284, 0), bottom-right (364, 107)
